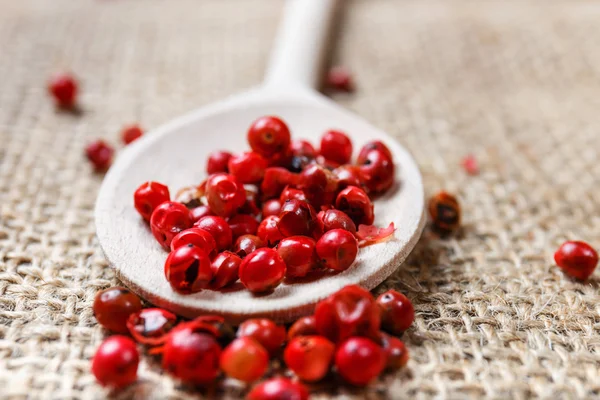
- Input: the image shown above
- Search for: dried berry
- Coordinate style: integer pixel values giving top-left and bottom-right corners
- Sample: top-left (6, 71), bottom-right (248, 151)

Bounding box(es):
top-left (554, 241), bottom-right (599, 280)
top-left (164, 244), bottom-right (212, 294)
top-left (428, 191), bottom-right (461, 233)
top-left (91, 336), bottom-right (139, 388)
top-left (93, 287), bottom-right (142, 334)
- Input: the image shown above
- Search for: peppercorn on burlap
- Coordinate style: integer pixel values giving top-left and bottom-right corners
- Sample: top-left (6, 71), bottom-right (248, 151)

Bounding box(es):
top-left (1, 1), bottom-right (599, 399)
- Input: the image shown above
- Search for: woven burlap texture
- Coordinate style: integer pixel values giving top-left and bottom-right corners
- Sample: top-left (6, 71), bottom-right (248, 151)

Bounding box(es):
top-left (1, 0), bottom-right (600, 399)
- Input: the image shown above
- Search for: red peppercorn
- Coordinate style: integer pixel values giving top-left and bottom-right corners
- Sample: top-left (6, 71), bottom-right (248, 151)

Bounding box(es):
top-left (48, 73), bottom-right (78, 108)
top-left (164, 244), bottom-right (212, 294)
top-left (234, 234), bottom-right (266, 258)
top-left (174, 185), bottom-right (204, 209)
top-left (357, 141), bottom-right (392, 165)
top-left (335, 185), bottom-right (374, 226)
top-left (290, 139), bottom-right (317, 158)
top-left (91, 336), bottom-right (139, 388)
top-left (317, 209), bottom-right (357, 234)
top-left (206, 150), bottom-right (232, 175)
top-left (379, 333), bottom-right (409, 370)
top-left (170, 227), bottom-right (217, 256)
top-left (333, 165), bottom-right (362, 190)
top-left (133, 181), bottom-right (170, 222)
top-left (428, 191), bottom-right (461, 233)
top-left (280, 186), bottom-right (307, 203)
top-left (262, 199), bottom-right (282, 218)
top-left (150, 201), bottom-right (192, 249)
top-left (298, 164), bottom-right (338, 209)
top-left (239, 248), bottom-right (286, 293)
top-left (227, 152), bottom-right (267, 184)
top-left (194, 215), bottom-right (233, 251)
top-left (126, 308), bottom-right (177, 345)
top-left (228, 214), bottom-right (259, 240)
top-left (316, 229), bottom-right (358, 271)
top-left (326, 66), bottom-right (354, 92)
top-left (220, 337), bottom-right (269, 383)
top-left (277, 236), bottom-right (318, 278)
top-left (247, 116), bottom-right (291, 158)
top-left (334, 337), bottom-right (385, 386)
top-left (261, 167), bottom-right (298, 200)
top-left (461, 154), bottom-right (479, 175)
top-left (284, 335), bottom-right (335, 382)
top-left (210, 251), bottom-right (242, 289)
top-left (190, 205), bottom-right (214, 223)
top-left (554, 241), bottom-right (599, 281)
top-left (85, 140), bottom-right (114, 171)
top-left (247, 377), bottom-right (310, 400)
top-left (205, 173), bottom-right (246, 218)
top-left (314, 284), bottom-right (380, 343)
top-left (278, 199), bottom-right (320, 239)
top-left (162, 322), bottom-right (222, 384)
top-left (93, 287), bottom-right (142, 334)
top-left (376, 290), bottom-right (415, 335)
top-left (319, 130), bottom-right (353, 165)
top-left (359, 149), bottom-right (395, 193)
top-left (287, 316), bottom-right (318, 340)
top-left (237, 318), bottom-right (286, 356)
top-left (121, 124), bottom-right (143, 145)
top-left (257, 215), bottom-right (284, 247)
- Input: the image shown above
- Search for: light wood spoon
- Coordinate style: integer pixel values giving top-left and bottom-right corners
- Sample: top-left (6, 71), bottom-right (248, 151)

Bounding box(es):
top-left (95, 0), bottom-right (425, 323)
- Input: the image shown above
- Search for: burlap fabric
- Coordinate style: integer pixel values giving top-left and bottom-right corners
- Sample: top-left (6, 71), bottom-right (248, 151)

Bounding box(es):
top-left (1, 0), bottom-right (599, 399)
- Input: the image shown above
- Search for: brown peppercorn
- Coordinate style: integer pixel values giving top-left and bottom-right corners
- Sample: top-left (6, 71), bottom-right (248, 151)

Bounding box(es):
top-left (428, 191), bottom-right (461, 233)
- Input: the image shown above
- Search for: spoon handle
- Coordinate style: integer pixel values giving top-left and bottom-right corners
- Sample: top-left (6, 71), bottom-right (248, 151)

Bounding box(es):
top-left (264, 0), bottom-right (339, 91)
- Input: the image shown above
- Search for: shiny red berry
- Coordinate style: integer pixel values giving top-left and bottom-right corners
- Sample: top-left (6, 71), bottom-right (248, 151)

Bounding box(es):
top-left (359, 149), bottom-right (395, 193)
top-left (126, 308), bottom-right (177, 345)
top-left (237, 318), bottom-right (286, 356)
top-left (93, 287), bottom-right (142, 334)
top-left (357, 141), bottom-right (393, 165)
top-left (298, 164), bottom-right (338, 209)
top-left (284, 335), bottom-right (335, 382)
top-left (261, 167), bottom-right (298, 200)
top-left (220, 337), bottom-right (269, 383)
top-left (280, 187), bottom-right (307, 203)
top-left (287, 316), bottom-right (318, 340)
top-left (379, 333), bottom-right (409, 370)
top-left (262, 199), bottom-right (282, 218)
top-left (335, 185), bottom-right (374, 226)
top-left (190, 205), bottom-right (214, 223)
top-left (228, 214), bottom-right (259, 240)
top-left (164, 244), bottom-right (212, 294)
top-left (239, 248), bottom-right (286, 293)
top-left (333, 165), bottom-right (362, 189)
top-left (205, 173), bottom-right (246, 218)
top-left (133, 181), bottom-right (170, 222)
top-left (247, 116), bottom-right (291, 158)
top-left (121, 124), bottom-right (143, 145)
top-left (247, 377), bottom-right (310, 400)
top-left (150, 201), bottom-right (192, 249)
top-left (91, 336), bottom-right (139, 388)
top-left (48, 73), bottom-right (78, 108)
top-left (428, 191), bottom-right (461, 233)
top-left (326, 66), bottom-right (354, 92)
top-left (376, 290), bottom-right (415, 334)
top-left (210, 251), bottom-right (242, 289)
top-left (290, 139), bottom-right (317, 158)
top-left (194, 215), bottom-right (233, 251)
top-left (257, 215), bottom-right (284, 247)
top-left (314, 284), bottom-right (380, 343)
top-left (317, 209), bottom-right (357, 234)
top-left (316, 229), bottom-right (358, 271)
top-left (277, 236), bottom-right (318, 278)
top-left (554, 241), bottom-right (599, 280)
top-left (228, 152), bottom-right (267, 184)
top-left (162, 322), bottom-right (222, 384)
top-left (170, 227), bottom-right (217, 256)
top-left (85, 140), bottom-right (114, 171)
top-left (278, 199), bottom-right (320, 239)
top-left (206, 150), bottom-right (232, 175)
top-left (335, 337), bottom-right (385, 386)
top-left (320, 130), bottom-right (352, 165)
top-left (234, 234), bottom-right (266, 258)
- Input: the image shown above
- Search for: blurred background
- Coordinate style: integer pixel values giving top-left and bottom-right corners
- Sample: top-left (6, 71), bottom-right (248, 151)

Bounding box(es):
top-left (1, 1), bottom-right (599, 399)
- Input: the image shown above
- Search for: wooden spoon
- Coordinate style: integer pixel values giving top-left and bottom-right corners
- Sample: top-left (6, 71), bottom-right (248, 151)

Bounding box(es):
top-left (95, 0), bottom-right (425, 323)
